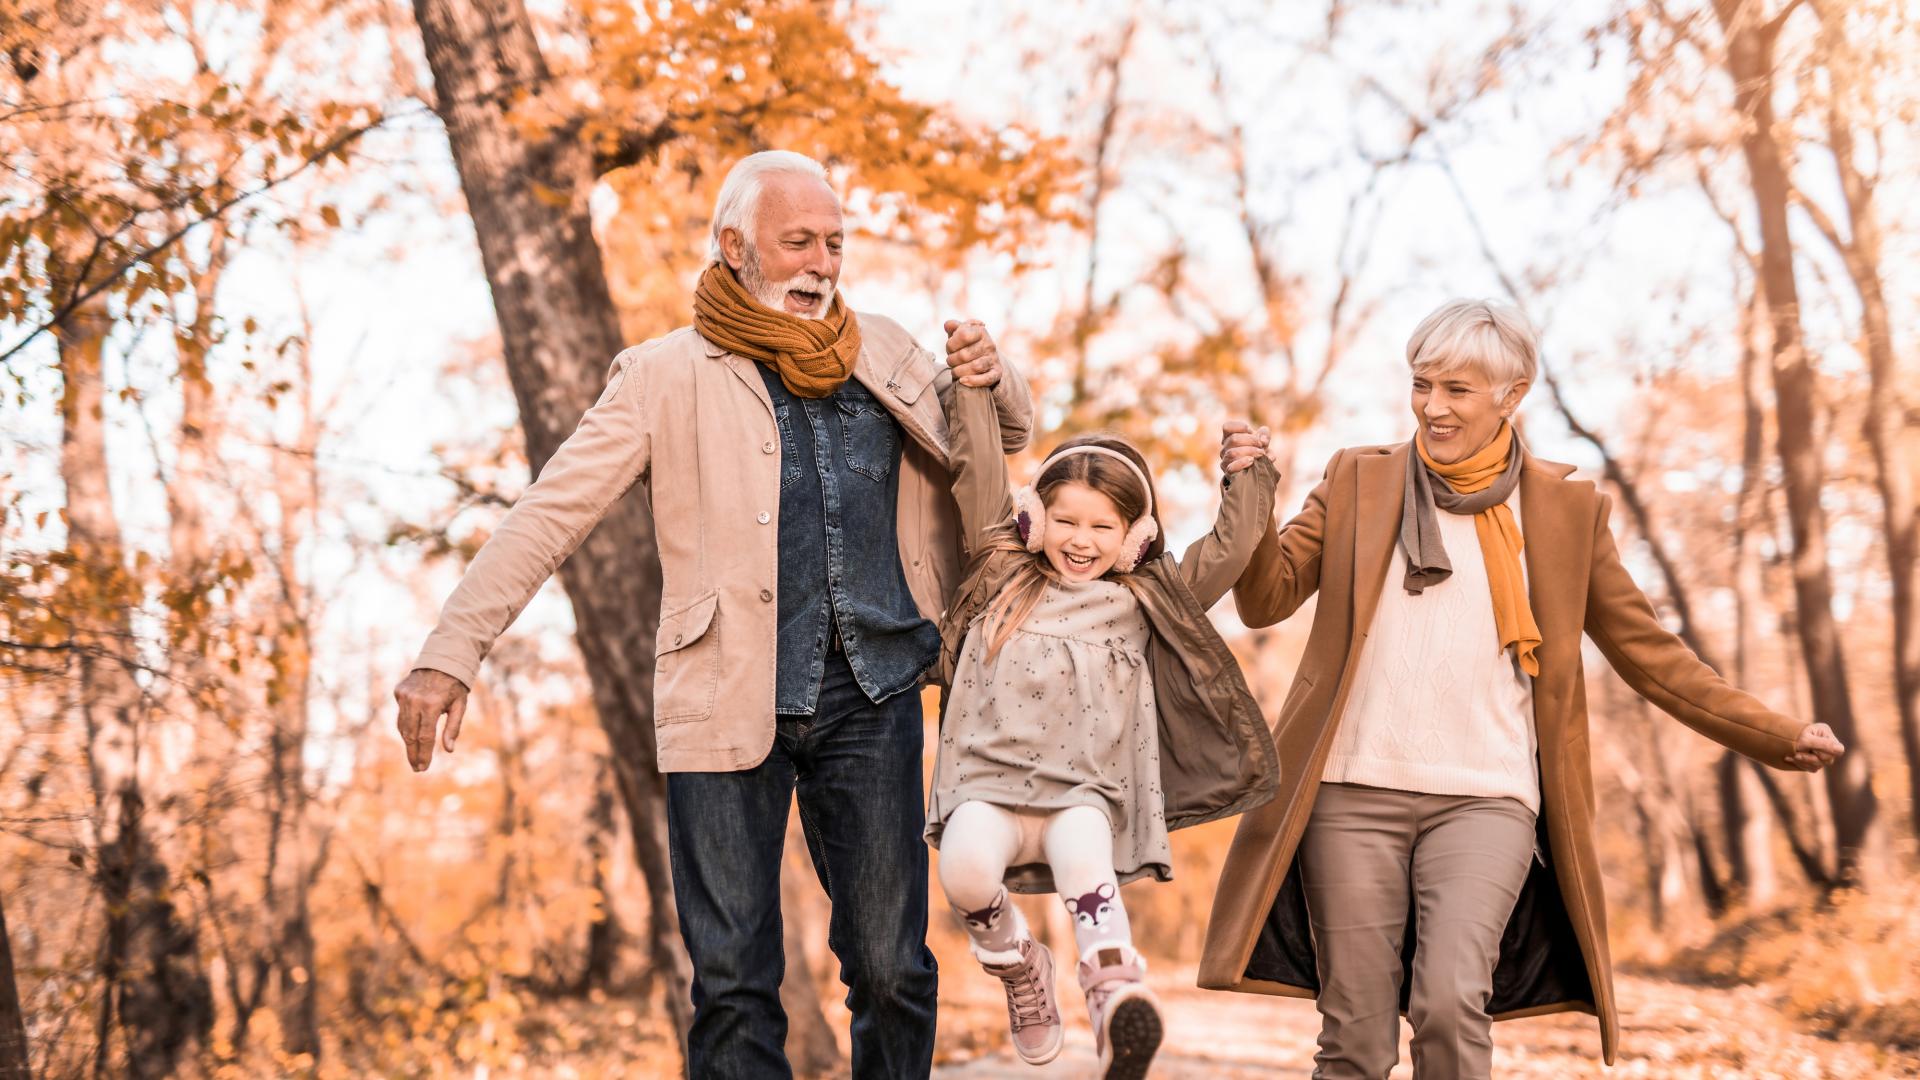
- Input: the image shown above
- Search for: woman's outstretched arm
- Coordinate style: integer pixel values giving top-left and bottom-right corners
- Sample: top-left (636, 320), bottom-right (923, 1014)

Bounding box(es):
top-left (1584, 492), bottom-right (1838, 770)
top-left (1232, 450), bottom-right (1338, 628)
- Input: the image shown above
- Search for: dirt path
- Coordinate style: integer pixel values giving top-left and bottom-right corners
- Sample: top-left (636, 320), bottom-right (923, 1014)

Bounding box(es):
top-left (932, 967), bottom-right (1920, 1079)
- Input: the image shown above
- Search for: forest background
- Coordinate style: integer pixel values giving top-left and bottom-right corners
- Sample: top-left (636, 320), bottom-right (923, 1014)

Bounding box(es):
top-left (3, 0), bottom-right (1919, 1077)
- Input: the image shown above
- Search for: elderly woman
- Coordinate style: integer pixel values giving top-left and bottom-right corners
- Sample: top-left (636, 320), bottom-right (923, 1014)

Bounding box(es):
top-left (1197, 299), bottom-right (1844, 1079)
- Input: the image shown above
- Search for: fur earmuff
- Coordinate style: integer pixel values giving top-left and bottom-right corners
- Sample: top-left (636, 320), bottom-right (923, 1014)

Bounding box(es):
top-left (1116, 515), bottom-right (1159, 574)
top-left (1013, 485), bottom-right (1045, 553)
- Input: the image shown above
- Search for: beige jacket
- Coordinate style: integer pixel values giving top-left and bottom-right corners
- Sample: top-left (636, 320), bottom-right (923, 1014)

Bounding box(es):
top-left (1196, 442), bottom-right (1806, 1063)
top-left (411, 313), bottom-right (1034, 772)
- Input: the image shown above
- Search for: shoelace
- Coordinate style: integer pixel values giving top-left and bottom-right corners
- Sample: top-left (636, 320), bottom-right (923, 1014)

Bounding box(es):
top-left (1004, 967), bottom-right (1051, 1029)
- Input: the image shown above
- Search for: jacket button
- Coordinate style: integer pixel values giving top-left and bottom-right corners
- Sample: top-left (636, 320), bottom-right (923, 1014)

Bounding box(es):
top-left (673, 633), bottom-right (683, 646)
top-left (759, 588), bottom-right (773, 602)
top-left (757, 511), bottom-right (771, 524)
top-left (763, 441), bottom-right (775, 454)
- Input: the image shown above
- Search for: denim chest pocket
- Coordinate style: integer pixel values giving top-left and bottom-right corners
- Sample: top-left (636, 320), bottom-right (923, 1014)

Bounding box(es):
top-left (836, 394), bottom-right (898, 482)
top-left (772, 404), bottom-right (802, 490)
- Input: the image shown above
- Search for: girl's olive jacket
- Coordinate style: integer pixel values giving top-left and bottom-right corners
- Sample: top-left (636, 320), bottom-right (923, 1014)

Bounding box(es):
top-left (935, 384), bottom-right (1282, 836)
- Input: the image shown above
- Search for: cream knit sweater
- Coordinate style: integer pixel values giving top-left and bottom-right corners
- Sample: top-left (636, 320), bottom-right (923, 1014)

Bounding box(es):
top-left (1322, 490), bottom-right (1541, 813)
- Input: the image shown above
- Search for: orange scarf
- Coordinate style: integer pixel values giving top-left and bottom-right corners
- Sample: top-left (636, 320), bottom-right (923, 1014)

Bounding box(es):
top-left (1415, 424), bottom-right (1541, 676)
top-left (693, 262), bottom-right (860, 398)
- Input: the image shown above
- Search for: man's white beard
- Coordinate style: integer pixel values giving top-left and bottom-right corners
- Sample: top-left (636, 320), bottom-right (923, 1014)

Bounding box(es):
top-left (741, 245), bottom-right (835, 320)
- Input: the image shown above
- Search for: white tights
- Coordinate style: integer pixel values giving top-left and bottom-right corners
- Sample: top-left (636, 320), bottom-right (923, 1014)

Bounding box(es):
top-left (938, 801), bottom-right (1133, 962)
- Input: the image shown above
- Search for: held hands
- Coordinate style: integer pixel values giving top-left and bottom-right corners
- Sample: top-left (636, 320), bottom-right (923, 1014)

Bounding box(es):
top-left (1220, 420), bottom-right (1274, 475)
top-left (394, 668), bottom-right (470, 772)
top-left (1787, 722), bottom-right (1844, 772)
top-left (944, 319), bottom-right (1002, 388)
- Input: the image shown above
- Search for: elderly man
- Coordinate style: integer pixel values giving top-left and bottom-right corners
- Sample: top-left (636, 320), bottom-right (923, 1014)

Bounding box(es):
top-left (393, 150), bottom-right (1033, 1079)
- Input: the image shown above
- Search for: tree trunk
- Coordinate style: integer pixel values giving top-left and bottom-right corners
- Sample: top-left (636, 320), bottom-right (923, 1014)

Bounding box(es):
top-left (580, 761), bottom-right (621, 992)
top-left (56, 280), bottom-right (212, 1080)
top-left (265, 341), bottom-right (322, 1060)
top-left (407, 0), bottom-right (711, 1059)
top-left (1807, 5), bottom-right (1920, 839)
top-left (1722, 287), bottom-right (1778, 903)
top-left (1712, 0), bottom-right (1878, 887)
top-left (0, 892), bottom-right (28, 1080)
top-left (1068, 18), bottom-right (1134, 407)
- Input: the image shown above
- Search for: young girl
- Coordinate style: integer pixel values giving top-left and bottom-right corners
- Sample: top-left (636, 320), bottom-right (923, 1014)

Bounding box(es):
top-left (926, 383), bottom-right (1282, 1078)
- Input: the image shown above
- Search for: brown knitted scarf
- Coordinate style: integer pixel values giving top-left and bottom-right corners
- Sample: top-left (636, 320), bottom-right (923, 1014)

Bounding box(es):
top-left (692, 261), bottom-right (861, 398)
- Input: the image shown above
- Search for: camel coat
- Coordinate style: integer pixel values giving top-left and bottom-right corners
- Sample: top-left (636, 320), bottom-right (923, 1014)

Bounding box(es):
top-left (1195, 442), bottom-right (1807, 1064)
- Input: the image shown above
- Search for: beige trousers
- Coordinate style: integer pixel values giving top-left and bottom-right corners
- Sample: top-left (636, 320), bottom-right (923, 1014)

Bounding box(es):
top-left (1298, 782), bottom-right (1537, 1080)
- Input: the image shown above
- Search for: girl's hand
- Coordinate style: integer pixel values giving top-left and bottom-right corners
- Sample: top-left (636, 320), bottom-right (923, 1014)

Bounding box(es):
top-left (1786, 722), bottom-right (1844, 772)
top-left (1220, 420), bottom-right (1271, 474)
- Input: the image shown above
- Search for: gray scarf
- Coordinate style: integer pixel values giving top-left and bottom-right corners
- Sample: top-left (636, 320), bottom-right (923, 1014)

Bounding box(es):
top-left (1398, 437), bottom-right (1525, 595)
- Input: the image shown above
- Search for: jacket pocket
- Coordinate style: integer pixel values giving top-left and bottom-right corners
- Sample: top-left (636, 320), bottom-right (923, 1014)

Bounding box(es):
top-left (838, 395), bottom-right (899, 481)
top-left (655, 590), bottom-right (721, 725)
top-left (884, 350), bottom-right (941, 405)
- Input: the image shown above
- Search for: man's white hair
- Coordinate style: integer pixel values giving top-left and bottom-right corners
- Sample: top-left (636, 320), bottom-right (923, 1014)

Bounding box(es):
top-left (708, 150), bottom-right (832, 265)
top-left (1405, 298), bottom-right (1540, 397)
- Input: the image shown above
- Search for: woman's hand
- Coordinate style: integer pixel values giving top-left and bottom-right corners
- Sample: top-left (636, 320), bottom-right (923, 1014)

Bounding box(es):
top-left (1786, 722), bottom-right (1845, 771)
top-left (1220, 420), bottom-right (1272, 474)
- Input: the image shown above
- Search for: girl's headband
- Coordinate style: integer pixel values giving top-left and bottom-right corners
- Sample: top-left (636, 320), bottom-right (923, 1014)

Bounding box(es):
top-left (1038, 444), bottom-right (1155, 521)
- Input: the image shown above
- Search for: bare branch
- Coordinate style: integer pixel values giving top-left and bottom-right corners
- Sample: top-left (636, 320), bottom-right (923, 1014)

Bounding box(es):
top-left (0, 111), bottom-right (400, 370)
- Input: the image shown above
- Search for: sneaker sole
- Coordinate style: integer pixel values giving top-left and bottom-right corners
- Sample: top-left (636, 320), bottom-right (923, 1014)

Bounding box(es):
top-left (1102, 996), bottom-right (1163, 1079)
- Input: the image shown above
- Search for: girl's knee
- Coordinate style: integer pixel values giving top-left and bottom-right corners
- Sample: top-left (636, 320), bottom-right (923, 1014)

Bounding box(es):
top-left (935, 838), bottom-right (1007, 910)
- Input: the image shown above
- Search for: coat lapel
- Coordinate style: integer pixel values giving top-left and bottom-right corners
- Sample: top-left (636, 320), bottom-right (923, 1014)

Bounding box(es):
top-left (1519, 458), bottom-right (1583, 748)
top-left (1350, 444), bottom-right (1408, 645)
top-left (705, 333), bottom-right (776, 419)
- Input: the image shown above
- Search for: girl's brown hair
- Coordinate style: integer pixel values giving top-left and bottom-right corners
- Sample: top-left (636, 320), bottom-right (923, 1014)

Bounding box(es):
top-left (978, 433), bottom-right (1164, 661)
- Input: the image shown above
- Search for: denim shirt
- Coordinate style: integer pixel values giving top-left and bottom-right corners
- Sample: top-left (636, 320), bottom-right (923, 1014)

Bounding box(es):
top-left (759, 365), bottom-right (941, 713)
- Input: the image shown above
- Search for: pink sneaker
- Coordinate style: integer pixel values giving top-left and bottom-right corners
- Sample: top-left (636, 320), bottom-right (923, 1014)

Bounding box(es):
top-left (1078, 945), bottom-right (1162, 1079)
top-left (980, 937), bottom-right (1064, 1065)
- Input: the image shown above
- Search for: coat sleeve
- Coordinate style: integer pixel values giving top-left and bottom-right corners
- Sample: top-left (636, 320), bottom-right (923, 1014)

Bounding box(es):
top-left (411, 350), bottom-right (653, 687)
top-left (1231, 450), bottom-right (1337, 628)
top-left (1176, 456), bottom-right (1280, 610)
top-left (932, 343), bottom-right (1035, 454)
top-left (988, 353), bottom-right (1036, 453)
top-left (1582, 493), bottom-right (1803, 768)
top-left (944, 382), bottom-right (1017, 559)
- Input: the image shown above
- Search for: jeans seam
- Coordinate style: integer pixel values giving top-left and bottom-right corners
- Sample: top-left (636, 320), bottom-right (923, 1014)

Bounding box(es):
top-left (797, 796), bottom-right (834, 900)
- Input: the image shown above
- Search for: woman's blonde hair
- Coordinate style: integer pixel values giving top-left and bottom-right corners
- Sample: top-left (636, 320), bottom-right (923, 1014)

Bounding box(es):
top-left (978, 433), bottom-right (1162, 661)
top-left (1405, 298), bottom-right (1539, 397)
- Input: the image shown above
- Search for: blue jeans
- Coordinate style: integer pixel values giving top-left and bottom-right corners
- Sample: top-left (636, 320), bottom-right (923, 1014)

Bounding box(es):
top-left (667, 652), bottom-right (938, 1079)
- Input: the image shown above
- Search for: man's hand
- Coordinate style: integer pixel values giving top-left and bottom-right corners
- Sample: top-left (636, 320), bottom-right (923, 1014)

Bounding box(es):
top-left (1786, 722), bottom-right (1844, 772)
top-left (1220, 420), bottom-right (1273, 475)
top-left (394, 668), bottom-right (470, 772)
top-left (944, 319), bottom-right (1002, 388)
